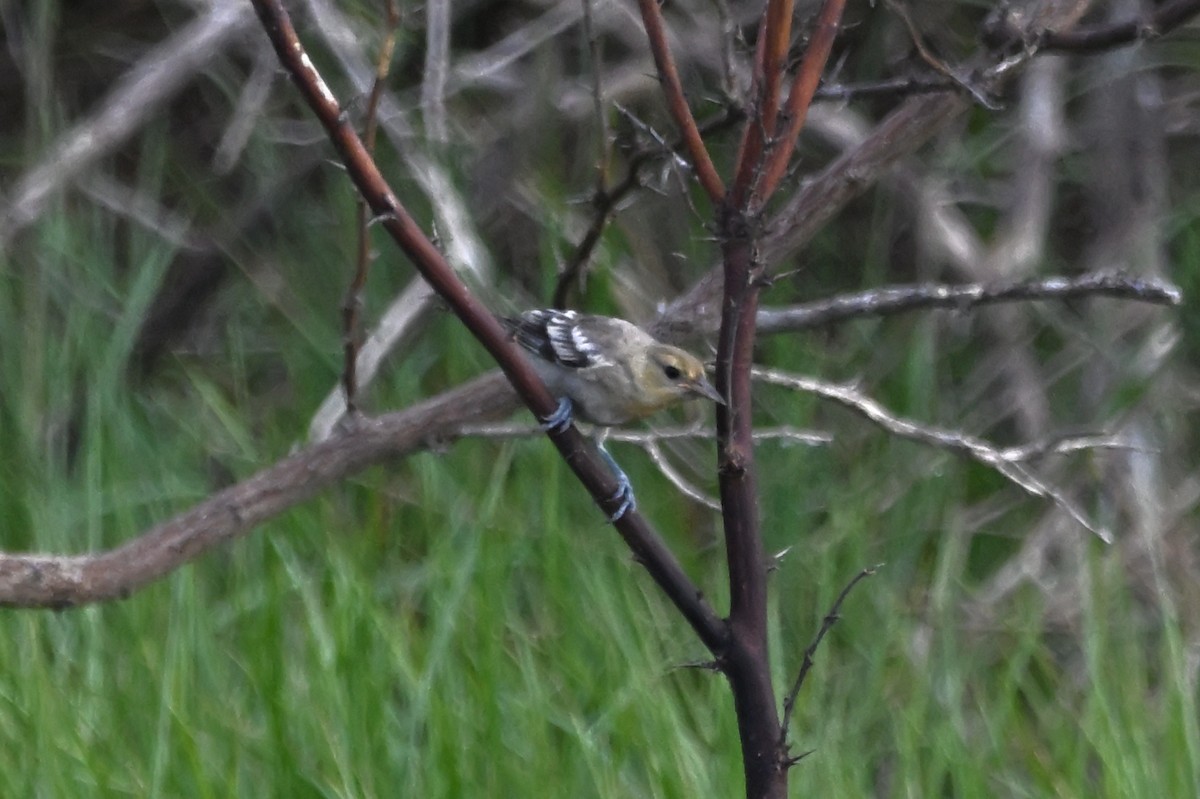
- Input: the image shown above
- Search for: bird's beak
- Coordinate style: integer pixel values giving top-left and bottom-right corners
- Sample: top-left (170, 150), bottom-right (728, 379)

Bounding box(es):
top-left (689, 376), bottom-right (726, 405)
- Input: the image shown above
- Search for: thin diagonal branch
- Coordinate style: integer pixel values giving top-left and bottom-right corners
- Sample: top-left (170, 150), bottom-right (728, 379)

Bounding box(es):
top-left (551, 107), bottom-right (742, 309)
top-left (989, 0), bottom-right (1200, 53)
top-left (643, 439), bottom-right (722, 511)
top-left (633, 0), bottom-right (725, 202)
top-left (779, 565), bottom-right (877, 753)
top-left (343, 0), bottom-right (400, 415)
top-left (730, 0), bottom-right (794, 206)
top-left (754, 0), bottom-right (846, 206)
top-left (755, 272), bottom-right (1182, 333)
top-left (753, 367), bottom-right (1114, 543)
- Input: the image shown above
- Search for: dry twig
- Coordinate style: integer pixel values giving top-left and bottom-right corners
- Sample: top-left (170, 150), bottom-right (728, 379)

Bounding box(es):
top-left (754, 367), bottom-right (1118, 542)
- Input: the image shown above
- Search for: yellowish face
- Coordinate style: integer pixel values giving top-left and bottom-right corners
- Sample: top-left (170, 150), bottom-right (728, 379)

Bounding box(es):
top-left (639, 345), bottom-right (725, 413)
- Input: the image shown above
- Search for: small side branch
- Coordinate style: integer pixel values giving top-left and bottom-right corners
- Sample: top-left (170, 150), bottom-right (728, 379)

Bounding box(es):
top-left (754, 368), bottom-right (1120, 543)
top-left (990, 0), bottom-right (1200, 53)
top-left (456, 422), bottom-right (830, 512)
top-left (754, 0), bottom-right (847, 205)
top-left (756, 272), bottom-right (1182, 333)
top-left (729, 0), bottom-right (795, 206)
top-left (343, 0), bottom-right (400, 414)
top-left (552, 109), bottom-right (741, 309)
top-left (778, 565), bottom-right (878, 758)
top-left (632, 0), bottom-right (725, 202)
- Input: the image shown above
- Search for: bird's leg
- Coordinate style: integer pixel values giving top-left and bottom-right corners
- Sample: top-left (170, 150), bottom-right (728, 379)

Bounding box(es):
top-left (594, 428), bottom-right (635, 522)
top-left (540, 397), bottom-right (574, 433)
top-left (540, 402), bottom-right (634, 521)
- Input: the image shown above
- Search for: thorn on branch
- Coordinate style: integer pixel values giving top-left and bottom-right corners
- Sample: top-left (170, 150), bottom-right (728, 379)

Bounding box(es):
top-left (768, 544), bottom-right (794, 572)
top-left (783, 749), bottom-right (816, 769)
top-left (368, 209), bottom-right (398, 226)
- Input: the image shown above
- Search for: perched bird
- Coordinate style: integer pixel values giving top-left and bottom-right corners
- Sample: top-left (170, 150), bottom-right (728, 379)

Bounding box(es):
top-left (502, 308), bottom-right (724, 520)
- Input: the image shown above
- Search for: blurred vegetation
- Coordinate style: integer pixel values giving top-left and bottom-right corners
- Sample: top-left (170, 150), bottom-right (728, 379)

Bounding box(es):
top-left (1, 0), bottom-right (1198, 796)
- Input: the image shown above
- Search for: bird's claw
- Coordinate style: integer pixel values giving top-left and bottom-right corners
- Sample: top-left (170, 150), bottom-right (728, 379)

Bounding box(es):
top-left (606, 479), bottom-right (636, 523)
top-left (541, 397), bottom-right (573, 433)
top-left (598, 443), bottom-right (636, 523)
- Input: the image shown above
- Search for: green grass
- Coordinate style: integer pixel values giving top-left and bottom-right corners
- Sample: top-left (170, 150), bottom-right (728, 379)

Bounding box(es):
top-left (1, 223), bottom-right (1196, 798)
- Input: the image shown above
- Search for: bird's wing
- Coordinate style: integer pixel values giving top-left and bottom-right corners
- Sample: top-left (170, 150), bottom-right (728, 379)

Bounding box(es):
top-left (504, 309), bottom-right (611, 369)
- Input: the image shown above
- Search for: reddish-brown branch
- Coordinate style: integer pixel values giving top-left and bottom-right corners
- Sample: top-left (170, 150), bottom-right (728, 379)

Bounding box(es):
top-left (343, 0), bottom-right (400, 414)
top-left (714, 225), bottom-right (781, 796)
top-left (755, 0), bottom-right (845, 205)
top-left (758, 0), bottom-right (794, 135)
top-left (730, 0), bottom-right (794, 207)
top-left (633, 0), bottom-right (725, 203)
top-left (249, 0), bottom-right (727, 653)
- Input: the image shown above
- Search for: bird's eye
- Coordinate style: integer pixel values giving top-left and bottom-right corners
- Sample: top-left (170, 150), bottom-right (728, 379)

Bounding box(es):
top-left (662, 364), bottom-right (682, 380)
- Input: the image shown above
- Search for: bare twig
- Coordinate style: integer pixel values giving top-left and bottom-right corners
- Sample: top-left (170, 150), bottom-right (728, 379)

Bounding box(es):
top-left (582, 0), bottom-right (610, 190)
top-left (458, 421), bottom-right (828, 445)
top-left (343, 0), bottom-right (400, 416)
top-left (754, 367), bottom-right (1115, 542)
top-left (551, 107), bottom-right (742, 309)
top-left (633, 0), bottom-right (725, 202)
top-left (456, 421), bottom-right (829, 513)
top-left (301, 0), bottom-right (492, 438)
top-left (729, 0), bottom-right (794, 206)
top-left (755, 272), bottom-right (1182, 333)
top-left (885, 0), bottom-right (1000, 110)
top-left (778, 565), bottom-right (878, 756)
top-left (989, 0), bottom-right (1200, 53)
top-left (754, 0), bottom-right (848, 205)
top-left (547, 0), bottom-right (614, 309)
top-left (814, 74), bottom-right (961, 101)
top-left (643, 439), bottom-right (722, 510)
top-left (421, 0), bottom-right (451, 141)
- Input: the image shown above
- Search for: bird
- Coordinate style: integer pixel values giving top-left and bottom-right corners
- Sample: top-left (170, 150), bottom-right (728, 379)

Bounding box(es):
top-left (502, 308), bottom-right (724, 521)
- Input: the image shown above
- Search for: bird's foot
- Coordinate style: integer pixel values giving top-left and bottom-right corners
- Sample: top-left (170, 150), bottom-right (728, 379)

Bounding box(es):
top-left (540, 397), bottom-right (573, 433)
top-left (598, 444), bottom-right (636, 523)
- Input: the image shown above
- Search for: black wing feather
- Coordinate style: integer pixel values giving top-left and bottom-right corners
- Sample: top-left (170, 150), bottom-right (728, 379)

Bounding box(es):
top-left (503, 309), bottom-right (604, 369)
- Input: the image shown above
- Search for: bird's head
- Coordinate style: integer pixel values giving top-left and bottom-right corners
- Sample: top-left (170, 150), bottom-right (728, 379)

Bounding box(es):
top-left (636, 344), bottom-right (725, 415)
